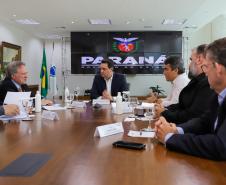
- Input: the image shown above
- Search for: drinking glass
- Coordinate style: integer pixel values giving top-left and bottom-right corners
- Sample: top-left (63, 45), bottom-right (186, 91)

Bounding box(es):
top-left (74, 86), bottom-right (80, 101)
top-left (129, 97), bottom-right (138, 117)
top-left (22, 98), bottom-right (33, 117)
top-left (122, 91), bottom-right (130, 102)
top-left (68, 93), bottom-right (74, 105)
top-left (144, 108), bottom-right (153, 131)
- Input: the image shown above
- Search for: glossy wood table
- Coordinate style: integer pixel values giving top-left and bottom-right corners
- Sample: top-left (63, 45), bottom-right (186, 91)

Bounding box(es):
top-left (0, 104), bottom-right (226, 185)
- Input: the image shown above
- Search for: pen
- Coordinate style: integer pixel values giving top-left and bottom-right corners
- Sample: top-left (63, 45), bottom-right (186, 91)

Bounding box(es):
top-left (142, 130), bottom-right (155, 132)
top-left (141, 128), bottom-right (155, 132)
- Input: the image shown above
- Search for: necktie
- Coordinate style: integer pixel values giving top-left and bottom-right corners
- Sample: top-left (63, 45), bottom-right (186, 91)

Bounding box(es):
top-left (18, 87), bottom-right (22, 92)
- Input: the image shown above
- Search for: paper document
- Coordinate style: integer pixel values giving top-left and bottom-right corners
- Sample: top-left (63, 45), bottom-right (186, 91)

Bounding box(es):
top-left (128, 130), bottom-right (155, 138)
top-left (141, 102), bottom-right (155, 109)
top-left (4, 92), bottom-right (31, 105)
top-left (0, 112), bottom-right (27, 121)
top-left (124, 117), bottom-right (135, 122)
top-left (42, 104), bottom-right (66, 111)
top-left (92, 99), bottom-right (110, 105)
top-left (3, 92), bottom-right (31, 118)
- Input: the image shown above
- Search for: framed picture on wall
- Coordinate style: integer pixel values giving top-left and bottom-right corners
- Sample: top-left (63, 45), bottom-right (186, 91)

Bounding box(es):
top-left (0, 42), bottom-right (21, 80)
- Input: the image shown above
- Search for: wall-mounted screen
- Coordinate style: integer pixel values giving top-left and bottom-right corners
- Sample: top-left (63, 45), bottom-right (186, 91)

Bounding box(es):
top-left (71, 31), bottom-right (182, 74)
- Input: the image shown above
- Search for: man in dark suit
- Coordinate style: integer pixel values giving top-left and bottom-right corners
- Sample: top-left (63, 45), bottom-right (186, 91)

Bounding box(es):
top-left (155, 44), bottom-right (215, 124)
top-left (0, 61), bottom-right (52, 105)
top-left (0, 61), bottom-right (30, 105)
top-left (155, 37), bottom-right (226, 160)
top-left (91, 59), bottom-right (128, 101)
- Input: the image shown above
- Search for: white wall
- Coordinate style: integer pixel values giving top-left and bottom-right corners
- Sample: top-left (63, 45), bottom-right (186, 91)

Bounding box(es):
top-left (187, 14), bottom-right (226, 52)
top-left (2, 23), bottom-right (166, 97)
top-left (44, 23), bottom-right (217, 97)
top-left (44, 39), bottom-right (171, 97)
top-left (211, 15), bottom-right (226, 40)
top-left (0, 20), bottom-right (43, 85)
top-left (3, 15), bottom-right (226, 97)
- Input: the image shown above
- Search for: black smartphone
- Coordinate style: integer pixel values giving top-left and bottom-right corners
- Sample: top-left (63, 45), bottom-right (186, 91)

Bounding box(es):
top-left (112, 140), bottom-right (146, 150)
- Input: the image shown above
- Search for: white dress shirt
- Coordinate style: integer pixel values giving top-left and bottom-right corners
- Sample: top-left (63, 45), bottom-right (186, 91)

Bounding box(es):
top-left (162, 73), bottom-right (190, 107)
top-left (105, 75), bottom-right (113, 95)
top-left (97, 75), bottom-right (113, 100)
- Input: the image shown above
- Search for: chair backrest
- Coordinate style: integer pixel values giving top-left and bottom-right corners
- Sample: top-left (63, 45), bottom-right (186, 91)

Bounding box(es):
top-left (126, 83), bottom-right (130, 91)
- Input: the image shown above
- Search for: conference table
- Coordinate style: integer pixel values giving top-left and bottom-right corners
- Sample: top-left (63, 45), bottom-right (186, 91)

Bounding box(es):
top-left (0, 103), bottom-right (226, 185)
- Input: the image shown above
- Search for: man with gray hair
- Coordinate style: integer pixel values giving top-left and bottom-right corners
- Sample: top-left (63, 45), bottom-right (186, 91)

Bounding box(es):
top-left (0, 61), bottom-right (52, 105)
top-left (0, 61), bottom-right (29, 104)
top-left (155, 44), bottom-right (215, 124)
top-left (155, 37), bottom-right (226, 160)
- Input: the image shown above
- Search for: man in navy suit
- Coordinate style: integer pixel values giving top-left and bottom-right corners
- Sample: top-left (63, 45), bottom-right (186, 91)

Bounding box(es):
top-left (155, 37), bottom-right (226, 160)
top-left (91, 59), bottom-right (128, 101)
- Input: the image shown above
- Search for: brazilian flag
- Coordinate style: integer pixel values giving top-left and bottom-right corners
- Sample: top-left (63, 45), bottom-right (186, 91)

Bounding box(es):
top-left (40, 48), bottom-right (48, 97)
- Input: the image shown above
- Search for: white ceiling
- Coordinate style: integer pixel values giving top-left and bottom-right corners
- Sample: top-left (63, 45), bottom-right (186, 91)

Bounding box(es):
top-left (0, 0), bottom-right (226, 39)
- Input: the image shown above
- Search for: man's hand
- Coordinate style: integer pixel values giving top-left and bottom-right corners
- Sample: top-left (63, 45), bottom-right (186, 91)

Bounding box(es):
top-left (146, 92), bottom-right (158, 103)
top-left (154, 103), bottom-right (165, 118)
top-left (154, 116), bottom-right (177, 143)
top-left (156, 98), bottom-right (163, 104)
top-left (102, 90), bottom-right (113, 101)
top-left (3, 104), bottom-right (20, 116)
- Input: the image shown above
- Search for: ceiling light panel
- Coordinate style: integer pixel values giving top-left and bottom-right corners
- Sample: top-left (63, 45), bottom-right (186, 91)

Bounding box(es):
top-left (88, 19), bottom-right (111, 25)
top-left (15, 19), bottom-right (40, 25)
top-left (162, 19), bottom-right (187, 25)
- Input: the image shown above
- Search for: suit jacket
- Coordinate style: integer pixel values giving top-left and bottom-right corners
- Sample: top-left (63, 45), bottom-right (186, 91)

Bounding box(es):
top-left (166, 94), bottom-right (226, 160)
top-left (0, 77), bottom-right (32, 105)
top-left (0, 106), bottom-right (4, 115)
top-left (161, 73), bottom-right (215, 124)
top-left (91, 73), bottom-right (128, 99)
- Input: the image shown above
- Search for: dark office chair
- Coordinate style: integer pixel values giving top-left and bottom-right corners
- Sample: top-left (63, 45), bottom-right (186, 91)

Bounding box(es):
top-left (126, 82), bottom-right (130, 91)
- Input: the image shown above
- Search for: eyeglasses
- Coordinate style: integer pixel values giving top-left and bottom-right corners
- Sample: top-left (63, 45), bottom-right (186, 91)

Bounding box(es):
top-left (201, 62), bottom-right (215, 73)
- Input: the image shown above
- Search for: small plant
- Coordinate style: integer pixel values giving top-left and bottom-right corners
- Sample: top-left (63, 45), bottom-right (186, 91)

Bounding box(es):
top-left (149, 85), bottom-right (165, 96)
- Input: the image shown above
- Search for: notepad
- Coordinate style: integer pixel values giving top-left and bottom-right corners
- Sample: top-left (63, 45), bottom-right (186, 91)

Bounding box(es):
top-left (0, 153), bottom-right (51, 176)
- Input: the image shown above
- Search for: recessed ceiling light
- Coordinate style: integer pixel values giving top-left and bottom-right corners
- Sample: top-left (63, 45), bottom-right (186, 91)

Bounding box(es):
top-left (13, 14), bottom-right (16, 17)
top-left (88, 19), bottom-right (111, 25)
top-left (46, 34), bottom-right (62, 39)
top-left (184, 25), bottom-right (197, 29)
top-left (139, 18), bottom-right (145, 22)
top-left (55, 26), bottom-right (66, 29)
top-left (125, 21), bottom-right (131, 25)
top-left (15, 19), bottom-right (40, 25)
top-left (36, 33), bottom-right (61, 39)
top-left (162, 19), bottom-right (187, 25)
top-left (71, 20), bottom-right (77, 24)
top-left (144, 26), bottom-right (152, 28)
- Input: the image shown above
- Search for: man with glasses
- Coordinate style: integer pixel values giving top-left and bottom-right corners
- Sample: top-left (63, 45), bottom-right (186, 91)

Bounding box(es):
top-left (154, 44), bottom-right (215, 124)
top-left (155, 38), bottom-right (226, 160)
top-left (0, 61), bottom-right (52, 105)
